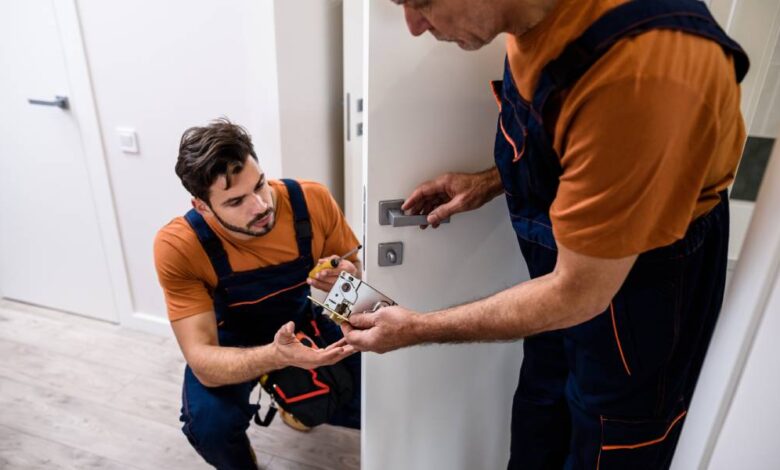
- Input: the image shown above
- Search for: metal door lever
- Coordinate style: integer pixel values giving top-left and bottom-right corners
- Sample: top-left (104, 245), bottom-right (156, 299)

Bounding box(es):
top-left (379, 200), bottom-right (450, 227)
top-left (27, 95), bottom-right (69, 110)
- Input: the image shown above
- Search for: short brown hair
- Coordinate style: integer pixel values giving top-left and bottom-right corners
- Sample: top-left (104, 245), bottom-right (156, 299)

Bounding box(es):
top-left (175, 118), bottom-right (258, 203)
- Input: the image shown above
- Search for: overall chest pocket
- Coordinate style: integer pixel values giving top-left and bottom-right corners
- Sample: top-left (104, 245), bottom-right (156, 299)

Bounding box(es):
top-left (494, 108), bottom-right (529, 205)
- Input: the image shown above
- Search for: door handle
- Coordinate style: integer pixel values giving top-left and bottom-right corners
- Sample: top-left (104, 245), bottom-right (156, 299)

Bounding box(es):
top-left (27, 95), bottom-right (69, 110)
top-left (379, 200), bottom-right (450, 227)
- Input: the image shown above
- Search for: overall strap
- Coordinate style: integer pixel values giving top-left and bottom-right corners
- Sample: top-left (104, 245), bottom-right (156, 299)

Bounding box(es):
top-left (281, 179), bottom-right (313, 261)
top-left (533, 0), bottom-right (750, 113)
top-left (184, 209), bottom-right (233, 279)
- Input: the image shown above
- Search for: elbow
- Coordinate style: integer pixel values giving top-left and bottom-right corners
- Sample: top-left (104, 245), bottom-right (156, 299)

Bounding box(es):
top-left (551, 265), bottom-right (620, 328)
top-left (556, 283), bottom-right (613, 329)
top-left (583, 299), bottom-right (611, 323)
top-left (194, 371), bottom-right (220, 388)
top-left (573, 291), bottom-right (614, 327)
top-left (186, 355), bottom-right (222, 388)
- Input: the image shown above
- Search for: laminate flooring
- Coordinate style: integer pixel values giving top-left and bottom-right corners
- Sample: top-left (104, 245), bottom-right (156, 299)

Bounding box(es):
top-left (0, 299), bottom-right (359, 470)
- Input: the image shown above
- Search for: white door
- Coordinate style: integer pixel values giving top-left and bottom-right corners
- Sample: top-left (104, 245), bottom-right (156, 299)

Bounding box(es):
top-left (351, 2), bottom-right (528, 469)
top-left (0, 0), bottom-right (118, 322)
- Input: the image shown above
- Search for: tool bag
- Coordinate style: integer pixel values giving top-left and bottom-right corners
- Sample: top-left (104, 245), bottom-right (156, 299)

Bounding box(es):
top-left (254, 328), bottom-right (354, 428)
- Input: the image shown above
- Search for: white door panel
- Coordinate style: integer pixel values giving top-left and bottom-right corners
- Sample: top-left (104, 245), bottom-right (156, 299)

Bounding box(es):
top-left (358, 2), bottom-right (528, 469)
top-left (0, 0), bottom-right (117, 321)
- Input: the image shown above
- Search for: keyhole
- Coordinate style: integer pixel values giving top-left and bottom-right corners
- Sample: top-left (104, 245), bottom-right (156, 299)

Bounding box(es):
top-left (386, 249), bottom-right (397, 264)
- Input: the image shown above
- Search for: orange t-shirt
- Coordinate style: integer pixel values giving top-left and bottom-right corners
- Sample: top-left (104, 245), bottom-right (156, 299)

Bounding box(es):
top-left (154, 180), bottom-right (360, 321)
top-left (507, 0), bottom-right (745, 258)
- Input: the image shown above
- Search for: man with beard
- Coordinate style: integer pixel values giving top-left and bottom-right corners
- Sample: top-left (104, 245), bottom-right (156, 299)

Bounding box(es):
top-left (154, 118), bottom-right (360, 469)
top-left (342, 0), bottom-right (749, 468)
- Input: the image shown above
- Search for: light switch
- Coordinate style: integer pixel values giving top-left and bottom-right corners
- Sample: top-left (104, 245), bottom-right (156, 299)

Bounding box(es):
top-left (117, 127), bottom-right (139, 154)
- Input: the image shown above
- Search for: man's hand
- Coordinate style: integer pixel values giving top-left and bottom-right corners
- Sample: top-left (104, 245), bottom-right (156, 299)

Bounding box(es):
top-left (340, 306), bottom-right (422, 354)
top-left (307, 256), bottom-right (359, 292)
top-left (402, 167), bottom-right (503, 228)
top-left (272, 321), bottom-right (356, 369)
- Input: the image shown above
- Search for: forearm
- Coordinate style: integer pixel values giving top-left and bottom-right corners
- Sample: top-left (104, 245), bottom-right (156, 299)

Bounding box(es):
top-left (342, 245), bottom-right (635, 353)
top-left (414, 271), bottom-right (604, 344)
top-left (188, 343), bottom-right (282, 387)
top-left (477, 166), bottom-right (504, 202)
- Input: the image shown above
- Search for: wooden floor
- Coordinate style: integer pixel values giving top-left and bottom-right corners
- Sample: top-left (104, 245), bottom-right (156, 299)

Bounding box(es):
top-left (0, 299), bottom-right (360, 470)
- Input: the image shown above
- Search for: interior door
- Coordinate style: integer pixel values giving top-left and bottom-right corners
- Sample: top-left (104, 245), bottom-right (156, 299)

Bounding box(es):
top-left (0, 0), bottom-right (118, 322)
top-left (355, 2), bottom-right (528, 469)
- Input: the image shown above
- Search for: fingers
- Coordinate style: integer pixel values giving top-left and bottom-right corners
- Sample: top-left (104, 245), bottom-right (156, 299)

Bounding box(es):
top-left (338, 314), bottom-right (377, 351)
top-left (314, 255), bottom-right (339, 266)
top-left (403, 177), bottom-right (457, 230)
top-left (348, 313), bottom-right (377, 329)
top-left (308, 256), bottom-right (358, 291)
top-left (427, 196), bottom-right (463, 226)
top-left (303, 343), bottom-right (356, 367)
top-left (319, 344), bottom-right (356, 361)
top-left (337, 259), bottom-right (358, 274)
top-left (340, 322), bottom-right (354, 336)
top-left (274, 321), bottom-right (297, 345)
top-left (402, 177), bottom-right (448, 213)
top-left (287, 337), bottom-right (356, 369)
top-left (307, 277), bottom-right (333, 292)
top-left (343, 328), bottom-right (378, 353)
top-left (307, 264), bottom-right (355, 291)
top-left (324, 337), bottom-right (348, 349)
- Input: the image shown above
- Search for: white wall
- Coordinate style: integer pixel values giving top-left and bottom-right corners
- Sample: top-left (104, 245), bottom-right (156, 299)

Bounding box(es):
top-left (274, 0), bottom-right (345, 204)
top-left (77, 0), bottom-right (284, 329)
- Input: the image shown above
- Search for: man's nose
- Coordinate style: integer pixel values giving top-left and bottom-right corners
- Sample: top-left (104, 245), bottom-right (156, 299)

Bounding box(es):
top-left (250, 193), bottom-right (268, 213)
top-left (404, 5), bottom-right (432, 37)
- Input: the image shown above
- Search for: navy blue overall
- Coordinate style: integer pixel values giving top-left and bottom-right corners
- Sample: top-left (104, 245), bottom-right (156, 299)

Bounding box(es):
top-left (492, 2), bottom-right (749, 469)
top-left (179, 179), bottom-right (360, 470)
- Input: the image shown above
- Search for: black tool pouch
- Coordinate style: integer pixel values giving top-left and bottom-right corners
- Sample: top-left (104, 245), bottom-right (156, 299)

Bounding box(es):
top-left (254, 329), bottom-right (353, 428)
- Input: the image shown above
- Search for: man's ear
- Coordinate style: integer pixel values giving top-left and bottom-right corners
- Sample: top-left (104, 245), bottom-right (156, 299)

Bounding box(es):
top-left (192, 198), bottom-right (211, 216)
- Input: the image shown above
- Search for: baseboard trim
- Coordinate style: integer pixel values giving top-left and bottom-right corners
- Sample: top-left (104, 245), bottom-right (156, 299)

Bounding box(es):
top-left (122, 311), bottom-right (172, 337)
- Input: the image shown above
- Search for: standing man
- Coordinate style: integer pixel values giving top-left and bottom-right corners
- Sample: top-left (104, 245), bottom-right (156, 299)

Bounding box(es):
top-left (344, 0), bottom-right (749, 468)
top-left (154, 118), bottom-right (361, 469)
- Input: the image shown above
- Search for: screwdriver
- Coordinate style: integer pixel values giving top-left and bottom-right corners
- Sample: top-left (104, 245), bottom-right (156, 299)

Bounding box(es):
top-left (308, 244), bottom-right (362, 279)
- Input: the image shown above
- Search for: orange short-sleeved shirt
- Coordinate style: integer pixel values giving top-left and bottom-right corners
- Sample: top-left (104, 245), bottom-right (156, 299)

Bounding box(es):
top-left (507, 0), bottom-right (745, 258)
top-left (154, 180), bottom-right (360, 321)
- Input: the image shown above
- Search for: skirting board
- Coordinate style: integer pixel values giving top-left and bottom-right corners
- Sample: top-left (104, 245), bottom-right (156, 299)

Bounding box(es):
top-left (121, 311), bottom-right (173, 338)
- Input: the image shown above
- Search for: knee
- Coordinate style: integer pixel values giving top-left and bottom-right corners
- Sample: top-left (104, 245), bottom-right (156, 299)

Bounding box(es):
top-left (181, 396), bottom-right (251, 453)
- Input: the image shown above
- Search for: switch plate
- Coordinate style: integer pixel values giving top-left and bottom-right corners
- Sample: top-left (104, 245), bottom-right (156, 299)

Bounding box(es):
top-left (117, 127), bottom-right (139, 154)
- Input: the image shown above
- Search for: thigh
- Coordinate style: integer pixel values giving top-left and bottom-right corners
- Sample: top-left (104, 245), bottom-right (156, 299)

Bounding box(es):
top-left (566, 398), bottom-right (685, 470)
top-left (180, 366), bottom-right (256, 439)
top-left (509, 331), bottom-right (571, 470)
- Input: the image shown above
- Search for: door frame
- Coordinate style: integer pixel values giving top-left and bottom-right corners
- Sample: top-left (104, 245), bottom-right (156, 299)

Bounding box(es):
top-left (2, 0), bottom-right (134, 324)
top-left (711, 0), bottom-right (780, 264)
top-left (672, 124), bottom-right (780, 468)
top-left (672, 2), bottom-right (780, 468)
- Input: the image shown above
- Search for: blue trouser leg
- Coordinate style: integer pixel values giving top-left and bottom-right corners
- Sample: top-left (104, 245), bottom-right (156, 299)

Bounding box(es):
top-left (508, 331), bottom-right (571, 470)
top-left (180, 366), bottom-right (257, 470)
top-left (510, 198), bottom-right (729, 469)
